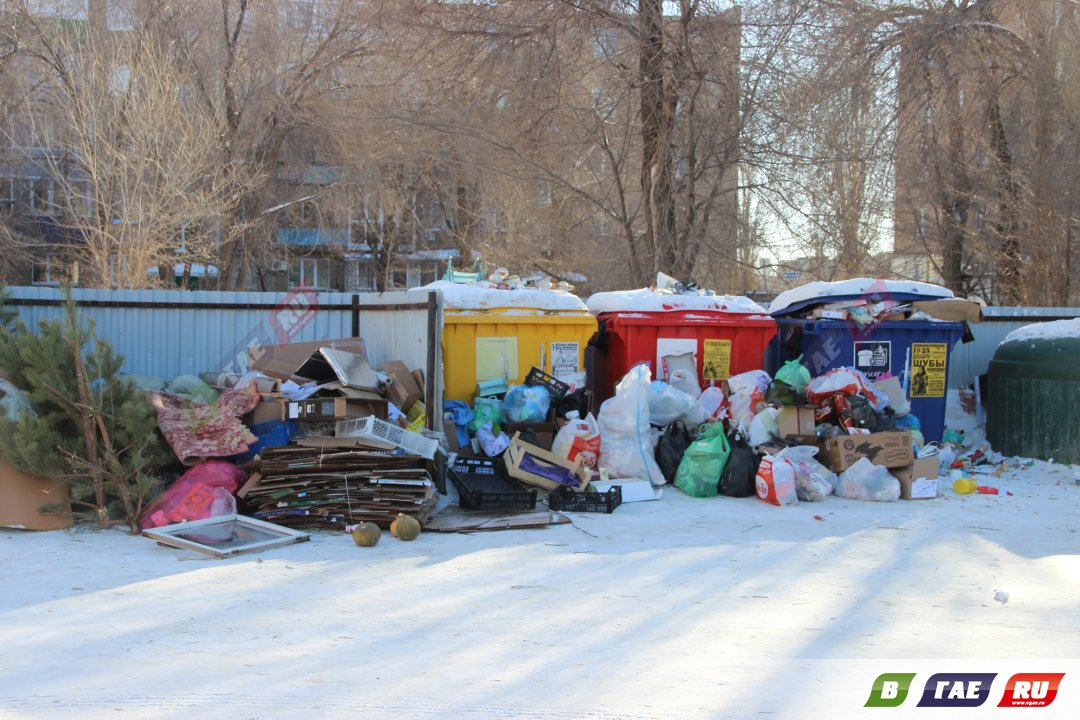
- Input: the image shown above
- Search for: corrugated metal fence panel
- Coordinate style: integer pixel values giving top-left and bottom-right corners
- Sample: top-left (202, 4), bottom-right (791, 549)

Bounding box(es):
top-left (5, 287), bottom-right (434, 382)
top-left (948, 307), bottom-right (1080, 389)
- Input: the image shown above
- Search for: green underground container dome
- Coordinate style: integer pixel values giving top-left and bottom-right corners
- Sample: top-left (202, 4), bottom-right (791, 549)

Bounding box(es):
top-left (987, 319), bottom-right (1080, 463)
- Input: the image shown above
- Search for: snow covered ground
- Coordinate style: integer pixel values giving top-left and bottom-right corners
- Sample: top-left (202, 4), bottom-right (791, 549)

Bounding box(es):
top-left (2, 393), bottom-right (1079, 719)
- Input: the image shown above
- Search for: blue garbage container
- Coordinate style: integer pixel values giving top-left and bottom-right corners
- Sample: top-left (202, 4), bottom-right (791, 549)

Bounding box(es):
top-left (768, 318), bottom-right (964, 443)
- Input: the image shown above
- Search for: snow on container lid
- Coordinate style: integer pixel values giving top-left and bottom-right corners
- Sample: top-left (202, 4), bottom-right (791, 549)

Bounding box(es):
top-left (768, 278), bottom-right (953, 317)
top-left (586, 288), bottom-right (767, 315)
top-left (415, 280), bottom-right (588, 312)
top-left (1001, 317), bottom-right (1080, 345)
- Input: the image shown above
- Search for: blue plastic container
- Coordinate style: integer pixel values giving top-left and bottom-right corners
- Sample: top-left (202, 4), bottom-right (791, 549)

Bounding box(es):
top-left (235, 419), bottom-right (297, 463)
top-left (768, 318), bottom-right (964, 443)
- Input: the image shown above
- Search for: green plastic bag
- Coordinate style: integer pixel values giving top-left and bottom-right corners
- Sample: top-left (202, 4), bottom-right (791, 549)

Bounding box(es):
top-left (673, 423), bottom-right (731, 498)
top-left (775, 355), bottom-right (811, 395)
top-left (468, 397), bottom-right (502, 435)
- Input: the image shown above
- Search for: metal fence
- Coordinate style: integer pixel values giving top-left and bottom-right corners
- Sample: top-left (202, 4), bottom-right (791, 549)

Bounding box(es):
top-left (4, 287), bottom-right (441, 403)
top-left (948, 306), bottom-right (1080, 388)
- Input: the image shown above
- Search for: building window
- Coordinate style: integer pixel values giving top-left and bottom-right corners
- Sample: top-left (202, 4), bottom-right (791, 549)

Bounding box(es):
top-left (32, 253), bottom-right (78, 286)
top-left (915, 208), bottom-right (928, 240)
top-left (288, 257), bottom-right (328, 288)
top-left (356, 260), bottom-right (379, 291)
top-left (594, 28), bottom-right (618, 58)
top-left (390, 268), bottom-right (408, 289)
top-left (0, 178), bottom-right (12, 213)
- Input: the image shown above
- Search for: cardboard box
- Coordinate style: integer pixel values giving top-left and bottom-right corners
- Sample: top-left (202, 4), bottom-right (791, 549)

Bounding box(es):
top-left (383, 360), bottom-right (422, 412)
top-left (248, 337), bottom-right (368, 381)
top-left (245, 398), bottom-right (286, 427)
top-left (502, 421), bottom-right (557, 451)
top-left (811, 307), bottom-right (848, 320)
top-left (503, 433), bottom-right (590, 492)
top-left (282, 396), bottom-right (388, 422)
top-left (911, 299), bottom-right (982, 324)
top-left (777, 406), bottom-right (816, 439)
top-left (0, 457), bottom-right (73, 531)
top-left (820, 431), bottom-right (914, 473)
top-left (890, 457), bottom-right (939, 500)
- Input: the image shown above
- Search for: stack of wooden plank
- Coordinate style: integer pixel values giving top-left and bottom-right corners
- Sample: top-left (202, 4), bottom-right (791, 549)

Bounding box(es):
top-left (238, 445), bottom-right (436, 530)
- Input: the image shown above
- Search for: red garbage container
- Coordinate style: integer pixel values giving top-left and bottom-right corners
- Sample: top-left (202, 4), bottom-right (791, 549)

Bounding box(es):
top-left (586, 290), bottom-right (777, 407)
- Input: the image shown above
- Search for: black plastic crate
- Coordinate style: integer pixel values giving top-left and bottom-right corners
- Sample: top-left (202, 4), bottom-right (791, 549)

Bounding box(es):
top-left (547, 484), bottom-right (622, 514)
top-left (449, 457), bottom-right (538, 511)
top-left (524, 366), bottom-right (571, 402)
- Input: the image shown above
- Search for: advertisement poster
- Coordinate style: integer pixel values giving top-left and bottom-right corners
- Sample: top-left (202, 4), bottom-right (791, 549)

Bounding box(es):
top-left (550, 342), bottom-right (580, 378)
top-left (476, 337), bottom-right (517, 381)
top-left (702, 339), bottom-right (733, 380)
top-left (909, 343), bottom-right (947, 398)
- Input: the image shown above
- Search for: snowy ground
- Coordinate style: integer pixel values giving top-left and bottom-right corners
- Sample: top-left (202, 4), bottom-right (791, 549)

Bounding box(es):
top-left (2, 394), bottom-right (1079, 719)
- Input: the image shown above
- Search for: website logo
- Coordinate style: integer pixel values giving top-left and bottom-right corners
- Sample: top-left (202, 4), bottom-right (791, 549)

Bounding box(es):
top-left (865, 673), bottom-right (917, 707)
top-left (997, 673), bottom-right (1065, 708)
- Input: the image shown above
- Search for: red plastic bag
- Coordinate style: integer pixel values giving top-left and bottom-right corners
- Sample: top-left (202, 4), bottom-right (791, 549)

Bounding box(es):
top-left (139, 461), bottom-right (248, 530)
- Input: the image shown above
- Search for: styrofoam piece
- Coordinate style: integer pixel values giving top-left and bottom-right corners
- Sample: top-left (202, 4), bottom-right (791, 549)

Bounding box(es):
top-left (591, 479), bottom-right (663, 503)
top-left (334, 416), bottom-right (438, 459)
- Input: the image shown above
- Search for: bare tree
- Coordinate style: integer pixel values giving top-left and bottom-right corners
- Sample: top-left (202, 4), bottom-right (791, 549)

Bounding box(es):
top-left (5, 4), bottom-right (247, 288)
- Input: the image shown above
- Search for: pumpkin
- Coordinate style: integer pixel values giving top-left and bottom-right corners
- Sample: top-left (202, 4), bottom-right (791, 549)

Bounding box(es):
top-left (351, 522), bottom-right (382, 547)
top-left (389, 513), bottom-right (421, 541)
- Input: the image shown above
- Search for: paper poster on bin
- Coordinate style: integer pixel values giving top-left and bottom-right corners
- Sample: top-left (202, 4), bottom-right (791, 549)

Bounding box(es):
top-left (909, 343), bottom-right (947, 398)
top-left (702, 339), bottom-right (732, 381)
top-left (854, 340), bottom-right (891, 380)
top-left (656, 338), bottom-right (697, 381)
top-left (550, 342), bottom-right (580, 378)
top-left (476, 337), bottom-right (518, 382)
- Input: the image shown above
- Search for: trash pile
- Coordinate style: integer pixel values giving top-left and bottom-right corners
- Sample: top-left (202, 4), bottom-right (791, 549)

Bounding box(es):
top-left (137, 336), bottom-right (439, 540)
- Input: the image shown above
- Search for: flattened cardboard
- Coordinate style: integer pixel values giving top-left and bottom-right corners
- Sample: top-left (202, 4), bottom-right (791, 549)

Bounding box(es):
top-left (890, 457), bottom-right (940, 500)
top-left (0, 457), bottom-right (73, 531)
top-left (820, 431), bottom-right (915, 473)
top-left (287, 348), bottom-right (379, 389)
top-left (911, 299), bottom-right (982, 323)
top-left (248, 337), bottom-right (368, 381)
top-left (383, 360), bottom-right (422, 412)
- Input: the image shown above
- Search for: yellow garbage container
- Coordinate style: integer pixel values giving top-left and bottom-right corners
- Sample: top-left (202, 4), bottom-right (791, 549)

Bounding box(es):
top-left (429, 282), bottom-right (596, 403)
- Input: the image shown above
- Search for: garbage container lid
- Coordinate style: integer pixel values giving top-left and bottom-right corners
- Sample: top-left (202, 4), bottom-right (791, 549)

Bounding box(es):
top-left (768, 278), bottom-right (953, 317)
top-left (990, 319), bottom-right (1080, 381)
top-left (586, 288), bottom-right (766, 315)
top-left (418, 280), bottom-right (587, 312)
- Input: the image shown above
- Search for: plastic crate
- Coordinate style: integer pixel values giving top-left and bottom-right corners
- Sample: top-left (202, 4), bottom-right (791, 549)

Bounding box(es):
top-left (449, 457), bottom-right (538, 511)
top-left (525, 366), bottom-right (571, 401)
top-left (546, 484), bottom-right (622, 513)
top-left (335, 416), bottom-right (439, 459)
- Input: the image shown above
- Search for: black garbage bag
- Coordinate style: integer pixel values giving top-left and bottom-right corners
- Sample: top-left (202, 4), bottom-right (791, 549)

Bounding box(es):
top-left (764, 379), bottom-right (800, 407)
top-left (655, 420), bottom-right (693, 484)
top-left (555, 388), bottom-right (589, 419)
top-left (847, 394), bottom-right (878, 431)
top-left (719, 428), bottom-right (758, 497)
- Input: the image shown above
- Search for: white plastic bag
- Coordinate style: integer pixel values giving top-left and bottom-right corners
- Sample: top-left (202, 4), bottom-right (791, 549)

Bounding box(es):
top-left (728, 391), bottom-right (757, 430)
top-left (777, 446), bottom-right (837, 502)
top-left (649, 382), bottom-right (705, 428)
top-left (698, 386), bottom-right (725, 420)
top-left (835, 457), bottom-right (900, 501)
top-left (476, 423), bottom-right (510, 457)
top-left (755, 454), bottom-right (798, 506)
top-left (668, 368), bottom-right (702, 398)
top-left (599, 365), bottom-right (666, 485)
top-left (726, 370), bottom-right (772, 396)
top-left (747, 406), bottom-right (780, 448)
